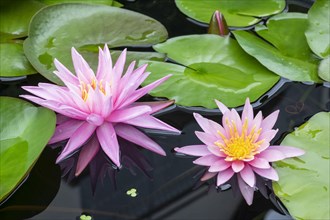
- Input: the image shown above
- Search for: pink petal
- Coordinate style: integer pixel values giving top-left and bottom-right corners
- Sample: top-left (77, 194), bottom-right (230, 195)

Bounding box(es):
top-left (208, 160), bottom-right (231, 172)
top-left (239, 164), bottom-right (255, 187)
top-left (96, 45), bottom-right (113, 81)
top-left (124, 115), bottom-right (180, 133)
top-left (250, 111), bottom-right (262, 132)
top-left (96, 122), bottom-right (120, 167)
top-left (207, 145), bottom-right (226, 157)
top-left (237, 174), bottom-right (254, 205)
top-left (232, 160), bottom-right (245, 173)
top-left (258, 149), bottom-right (286, 162)
top-left (107, 105), bottom-right (151, 123)
top-left (114, 65), bottom-right (148, 108)
top-left (252, 167), bottom-right (279, 181)
top-left (193, 154), bottom-right (219, 166)
top-left (261, 110), bottom-right (280, 131)
top-left (231, 109), bottom-right (243, 134)
top-left (71, 47), bottom-right (95, 83)
top-left (216, 168), bottom-right (234, 186)
top-left (201, 171), bottom-right (217, 181)
top-left (112, 49), bottom-right (127, 84)
top-left (75, 136), bottom-right (100, 176)
top-left (242, 98), bottom-right (254, 122)
top-left (115, 124), bottom-right (166, 156)
top-left (195, 131), bottom-right (218, 147)
top-left (130, 100), bottom-right (174, 114)
top-left (215, 99), bottom-right (230, 114)
top-left (53, 59), bottom-right (79, 85)
top-left (193, 113), bottom-right (226, 138)
top-left (258, 129), bottom-right (278, 142)
top-left (120, 74), bottom-right (172, 107)
top-left (101, 95), bottom-right (113, 118)
top-left (248, 157), bottom-right (270, 169)
top-left (268, 146), bottom-right (305, 158)
top-left (48, 119), bottom-right (84, 144)
top-left (56, 122), bottom-right (97, 163)
top-left (175, 145), bottom-right (211, 157)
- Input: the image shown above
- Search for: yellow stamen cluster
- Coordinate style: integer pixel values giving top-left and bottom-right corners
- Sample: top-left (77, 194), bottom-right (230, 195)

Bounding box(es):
top-left (215, 118), bottom-right (264, 161)
top-left (79, 78), bottom-right (106, 101)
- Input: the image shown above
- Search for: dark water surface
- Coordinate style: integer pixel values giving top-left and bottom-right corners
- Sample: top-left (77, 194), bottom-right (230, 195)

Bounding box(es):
top-left (0, 0), bottom-right (328, 220)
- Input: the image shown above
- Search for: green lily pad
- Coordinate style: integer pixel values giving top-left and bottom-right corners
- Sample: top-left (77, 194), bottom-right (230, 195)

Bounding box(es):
top-left (0, 43), bottom-right (37, 77)
top-left (24, 3), bottom-right (168, 85)
top-left (0, 0), bottom-right (45, 39)
top-left (305, 0), bottom-right (330, 58)
top-left (0, 97), bottom-right (56, 202)
top-left (318, 56), bottom-right (330, 82)
top-left (273, 112), bottom-right (330, 220)
top-left (38, 0), bottom-right (116, 6)
top-left (141, 34), bottom-right (279, 109)
top-left (233, 13), bottom-right (322, 83)
top-left (174, 0), bottom-right (286, 27)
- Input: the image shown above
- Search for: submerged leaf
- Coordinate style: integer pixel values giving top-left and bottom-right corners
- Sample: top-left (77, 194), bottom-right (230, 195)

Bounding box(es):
top-left (0, 97), bottom-right (56, 202)
top-left (24, 3), bottom-right (167, 85)
top-left (141, 35), bottom-right (279, 109)
top-left (273, 112), bottom-right (330, 220)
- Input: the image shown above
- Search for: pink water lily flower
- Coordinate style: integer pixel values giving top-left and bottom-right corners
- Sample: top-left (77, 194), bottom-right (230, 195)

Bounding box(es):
top-left (21, 45), bottom-right (179, 175)
top-left (175, 98), bottom-right (304, 205)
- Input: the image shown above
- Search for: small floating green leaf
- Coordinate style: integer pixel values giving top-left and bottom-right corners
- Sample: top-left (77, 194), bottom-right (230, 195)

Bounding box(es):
top-left (0, 97), bottom-right (56, 202)
top-left (273, 112), bottom-right (330, 220)
top-left (305, 0), bottom-right (330, 58)
top-left (175, 0), bottom-right (286, 27)
top-left (24, 3), bottom-right (167, 85)
top-left (141, 35), bottom-right (279, 109)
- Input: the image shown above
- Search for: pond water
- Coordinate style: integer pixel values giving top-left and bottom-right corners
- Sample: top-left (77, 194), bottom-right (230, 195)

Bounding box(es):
top-left (0, 0), bottom-right (329, 220)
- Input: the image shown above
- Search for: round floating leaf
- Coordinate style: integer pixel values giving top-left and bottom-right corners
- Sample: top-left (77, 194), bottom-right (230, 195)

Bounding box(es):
top-left (24, 3), bottom-right (168, 85)
top-left (141, 35), bottom-right (279, 109)
top-left (0, 97), bottom-right (56, 202)
top-left (175, 0), bottom-right (286, 27)
top-left (0, 0), bottom-right (45, 38)
top-left (233, 13), bottom-right (322, 83)
top-left (0, 43), bottom-right (36, 77)
top-left (273, 112), bottom-right (330, 220)
top-left (305, 0), bottom-right (330, 58)
top-left (318, 56), bottom-right (330, 82)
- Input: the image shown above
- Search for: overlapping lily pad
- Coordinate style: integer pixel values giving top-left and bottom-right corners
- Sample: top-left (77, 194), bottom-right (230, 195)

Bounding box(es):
top-left (175, 0), bottom-right (286, 27)
top-left (233, 13), bottom-right (322, 83)
top-left (140, 34), bottom-right (279, 109)
top-left (0, 97), bottom-right (56, 202)
top-left (273, 112), bottom-right (330, 220)
top-left (0, 43), bottom-right (36, 77)
top-left (0, 0), bottom-right (44, 39)
top-left (318, 57), bottom-right (330, 82)
top-left (24, 3), bottom-right (168, 85)
top-left (305, 0), bottom-right (330, 58)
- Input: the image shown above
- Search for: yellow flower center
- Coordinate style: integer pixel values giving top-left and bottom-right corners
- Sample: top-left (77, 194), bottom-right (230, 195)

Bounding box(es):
top-left (214, 118), bottom-right (264, 161)
top-left (79, 78), bottom-right (106, 101)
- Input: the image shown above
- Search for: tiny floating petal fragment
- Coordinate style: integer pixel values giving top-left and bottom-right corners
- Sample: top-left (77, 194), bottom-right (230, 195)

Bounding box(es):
top-left (21, 45), bottom-right (179, 174)
top-left (175, 98), bottom-right (304, 205)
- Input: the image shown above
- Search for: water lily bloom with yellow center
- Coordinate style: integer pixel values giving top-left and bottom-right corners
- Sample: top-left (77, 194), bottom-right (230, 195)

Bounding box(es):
top-left (21, 45), bottom-right (179, 175)
top-left (175, 98), bottom-right (304, 205)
